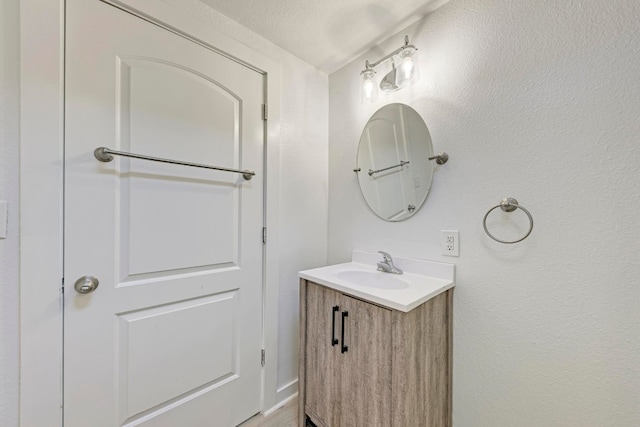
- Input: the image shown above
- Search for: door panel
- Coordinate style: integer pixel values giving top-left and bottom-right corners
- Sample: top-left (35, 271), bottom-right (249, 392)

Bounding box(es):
top-left (118, 292), bottom-right (237, 422)
top-left (304, 283), bottom-right (341, 426)
top-left (121, 57), bottom-right (240, 275)
top-left (359, 105), bottom-right (417, 220)
top-left (339, 296), bottom-right (393, 427)
top-left (64, 1), bottom-right (264, 426)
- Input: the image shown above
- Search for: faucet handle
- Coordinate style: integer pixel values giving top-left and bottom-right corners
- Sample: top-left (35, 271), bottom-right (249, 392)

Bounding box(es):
top-left (378, 251), bottom-right (393, 262)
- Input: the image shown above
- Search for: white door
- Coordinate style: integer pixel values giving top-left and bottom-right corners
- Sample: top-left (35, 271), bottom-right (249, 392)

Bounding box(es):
top-left (64, 1), bottom-right (265, 426)
top-left (360, 107), bottom-right (413, 220)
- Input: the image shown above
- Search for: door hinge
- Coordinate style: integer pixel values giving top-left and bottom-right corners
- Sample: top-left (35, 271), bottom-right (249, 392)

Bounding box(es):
top-left (262, 104), bottom-right (268, 121)
top-left (261, 349), bottom-right (266, 367)
top-left (61, 277), bottom-right (65, 294)
top-left (262, 227), bottom-right (267, 244)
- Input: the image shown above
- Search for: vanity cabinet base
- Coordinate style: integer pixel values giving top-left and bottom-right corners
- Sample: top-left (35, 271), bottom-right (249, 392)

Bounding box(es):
top-left (298, 279), bottom-right (453, 427)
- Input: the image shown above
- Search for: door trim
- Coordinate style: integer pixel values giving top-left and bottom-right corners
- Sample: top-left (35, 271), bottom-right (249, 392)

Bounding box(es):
top-left (19, 1), bottom-right (282, 425)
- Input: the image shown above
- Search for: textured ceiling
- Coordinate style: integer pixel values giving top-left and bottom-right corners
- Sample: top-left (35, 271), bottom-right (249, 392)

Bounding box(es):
top-left (200, 0), bottom-right (450, 73)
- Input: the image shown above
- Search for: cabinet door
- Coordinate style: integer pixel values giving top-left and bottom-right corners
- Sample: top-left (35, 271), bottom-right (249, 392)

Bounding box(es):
top-left (338, 295), bottom-right (393, 427)
top-left (305, 283), bottom-right (342, 425)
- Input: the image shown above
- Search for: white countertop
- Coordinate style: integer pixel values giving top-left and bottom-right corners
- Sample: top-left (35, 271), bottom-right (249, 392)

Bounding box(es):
top-left (299, 251), bottom-right (455, 312)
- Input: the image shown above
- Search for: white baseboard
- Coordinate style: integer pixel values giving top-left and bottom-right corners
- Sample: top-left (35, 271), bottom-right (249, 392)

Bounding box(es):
top-left (276, 378), bottom-right (298, 403)
top-left (263, 379), bottom-right (298, 416)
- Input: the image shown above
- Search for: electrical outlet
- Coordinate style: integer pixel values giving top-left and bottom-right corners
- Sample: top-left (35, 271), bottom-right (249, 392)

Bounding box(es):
top-left (441, 230), bottom-right (459, 256)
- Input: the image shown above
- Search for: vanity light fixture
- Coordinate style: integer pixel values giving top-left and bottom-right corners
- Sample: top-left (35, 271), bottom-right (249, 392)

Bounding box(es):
top-left (360, 35), bottom-right (419, 104)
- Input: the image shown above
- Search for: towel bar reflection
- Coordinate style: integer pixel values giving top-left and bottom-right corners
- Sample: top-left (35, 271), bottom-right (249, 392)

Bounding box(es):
top-left (353, 160), bottom-right (410, 176)
top-left (93, 147), bottom-right (255, 180)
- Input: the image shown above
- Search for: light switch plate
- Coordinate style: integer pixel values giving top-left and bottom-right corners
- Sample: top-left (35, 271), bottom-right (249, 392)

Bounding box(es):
top-left (0, 201), bottom-right (7, 239)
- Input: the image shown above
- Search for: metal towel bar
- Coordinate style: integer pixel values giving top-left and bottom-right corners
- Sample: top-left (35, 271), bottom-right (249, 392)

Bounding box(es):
top-left (94, 147), bottom-right (255, 180)
top-left (352, 152), bottom-right (449, 175)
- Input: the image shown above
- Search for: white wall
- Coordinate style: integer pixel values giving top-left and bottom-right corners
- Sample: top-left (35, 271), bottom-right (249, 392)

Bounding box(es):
top-left (328, 0), bottom-right (640, 425)
top-left (0, 0), bottom-right (20, 426)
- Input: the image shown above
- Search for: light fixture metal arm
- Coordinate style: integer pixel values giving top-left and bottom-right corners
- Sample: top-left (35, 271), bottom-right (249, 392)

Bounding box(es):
top-left (364, 35), bottom-right (416, 70)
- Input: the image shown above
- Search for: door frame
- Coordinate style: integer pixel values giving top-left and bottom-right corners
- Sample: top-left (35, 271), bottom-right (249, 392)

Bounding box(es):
top-left (19, 0), bottom-right (282, 425)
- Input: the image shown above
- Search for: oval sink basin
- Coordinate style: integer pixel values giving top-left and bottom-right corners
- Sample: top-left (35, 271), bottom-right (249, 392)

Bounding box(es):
top-left (335, 270), bottom-right (409, 289)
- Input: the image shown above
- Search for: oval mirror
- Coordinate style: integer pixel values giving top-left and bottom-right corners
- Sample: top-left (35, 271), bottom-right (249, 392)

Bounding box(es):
top-left (355, 103), bottom-right (434, 221)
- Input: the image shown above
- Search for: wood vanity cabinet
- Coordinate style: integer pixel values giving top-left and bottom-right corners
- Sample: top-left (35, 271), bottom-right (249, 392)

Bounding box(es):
top-left (299, 279), bottom-right (452, 427)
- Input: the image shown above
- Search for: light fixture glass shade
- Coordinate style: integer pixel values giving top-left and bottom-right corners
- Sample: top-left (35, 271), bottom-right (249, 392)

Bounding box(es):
top-left (395, 46), bottom-right (419, 88)
top-left (360, 69), bottom-right (378, 104)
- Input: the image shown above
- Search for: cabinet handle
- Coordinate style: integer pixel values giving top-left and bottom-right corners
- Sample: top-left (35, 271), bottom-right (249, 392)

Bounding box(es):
top-left (331, 306), bottom-right (339, 346)
top-left (341, 311), bottom-right (349, 353)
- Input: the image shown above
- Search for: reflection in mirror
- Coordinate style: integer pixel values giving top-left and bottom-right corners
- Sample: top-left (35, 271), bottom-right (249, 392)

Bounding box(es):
top-left (355, 103), bottom-right (434, 221)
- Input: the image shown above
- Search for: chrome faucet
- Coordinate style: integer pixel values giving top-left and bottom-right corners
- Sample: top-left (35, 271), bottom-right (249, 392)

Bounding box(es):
top-left (377, 251), bottom-right (403, 275)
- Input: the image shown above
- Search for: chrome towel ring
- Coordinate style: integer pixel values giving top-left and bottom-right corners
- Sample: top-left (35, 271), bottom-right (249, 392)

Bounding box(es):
top-left (483, 198), bottom-right (534, 244)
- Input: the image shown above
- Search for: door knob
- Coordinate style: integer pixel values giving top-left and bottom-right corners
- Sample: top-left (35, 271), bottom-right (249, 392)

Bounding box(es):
top-left (74, 276), bottom-right (99, 294)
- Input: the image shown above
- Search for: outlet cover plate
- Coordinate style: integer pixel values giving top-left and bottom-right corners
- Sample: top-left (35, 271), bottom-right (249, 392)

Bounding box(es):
top-left (441, 230), bottom-right (459, 257)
